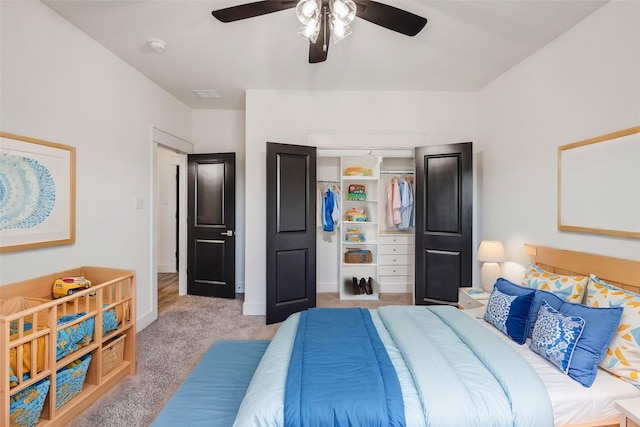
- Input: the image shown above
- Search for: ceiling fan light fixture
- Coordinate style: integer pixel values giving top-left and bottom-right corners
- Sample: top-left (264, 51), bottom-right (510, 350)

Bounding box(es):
top-left (329, 0), bottom-right (356, 24)
top-left (298, 20), bottom-right (321, 43)
top-left (296, 0), bottom-right (320, 24)
top-left (330, 18), bottom-right (352, 43)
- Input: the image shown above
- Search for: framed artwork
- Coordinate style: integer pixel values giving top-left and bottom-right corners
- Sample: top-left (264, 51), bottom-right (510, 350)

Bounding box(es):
top-left (558, 126), bottom-right (640, 238)
top-left (0, 132), bottom-right (76, 252)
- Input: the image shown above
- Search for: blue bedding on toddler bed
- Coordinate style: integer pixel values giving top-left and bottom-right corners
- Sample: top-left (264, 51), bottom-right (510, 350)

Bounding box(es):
top-left (151, 340), bottom-right (270, 427)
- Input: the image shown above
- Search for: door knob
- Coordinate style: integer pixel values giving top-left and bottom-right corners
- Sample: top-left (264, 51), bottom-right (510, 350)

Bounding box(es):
top-left (222, 230), bottom-right (234, 237)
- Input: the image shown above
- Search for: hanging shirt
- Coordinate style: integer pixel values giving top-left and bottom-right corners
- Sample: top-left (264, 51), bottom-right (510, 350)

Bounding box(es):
top-left (386, 178), bottom-right (395, 228)
top-left (398, 179), bottom-right (414, 230)
top-left (392, 178), bottom-right (402, 226)
top-left (386, 178), bottom-right (394, 228)
top-left (331, 186), bottom-right (341, 229)
top-left (323, 188), bottom-right (335, 232)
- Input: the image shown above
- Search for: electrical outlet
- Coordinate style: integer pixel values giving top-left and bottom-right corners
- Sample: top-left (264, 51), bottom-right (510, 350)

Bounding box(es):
top-left (135, 197), bottom-right (143, 210)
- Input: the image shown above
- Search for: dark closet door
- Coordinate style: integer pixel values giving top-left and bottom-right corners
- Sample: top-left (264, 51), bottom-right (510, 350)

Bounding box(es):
top-left (266, 142), bottom-right (317, 324)
top-left (415, 142), bottom-right (473, 305)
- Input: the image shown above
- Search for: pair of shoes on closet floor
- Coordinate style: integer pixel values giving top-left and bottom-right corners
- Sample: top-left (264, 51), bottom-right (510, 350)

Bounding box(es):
top-left (352, 277), bottom-right (374, 295)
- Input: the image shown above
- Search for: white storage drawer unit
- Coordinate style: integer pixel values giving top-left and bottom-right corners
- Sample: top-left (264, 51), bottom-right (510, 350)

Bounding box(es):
top-left (378, 235), bottom-right (413, 245)
top-left (379, 254), bottom-right (413, 265)
top-left (377, 234), bottom-right (414, 292)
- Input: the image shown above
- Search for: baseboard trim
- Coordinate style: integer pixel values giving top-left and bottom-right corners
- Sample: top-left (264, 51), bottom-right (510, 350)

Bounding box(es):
top-left (243, 300), bottom-right (266, 316)
top-left (137, 309), bottom-right (157, 332)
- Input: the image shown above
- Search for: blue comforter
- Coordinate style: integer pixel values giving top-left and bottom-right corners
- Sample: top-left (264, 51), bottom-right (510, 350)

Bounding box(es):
top-left (233, 306), bottom-right (554, 427)
top-left (284, 308), bottom-right (405, 427)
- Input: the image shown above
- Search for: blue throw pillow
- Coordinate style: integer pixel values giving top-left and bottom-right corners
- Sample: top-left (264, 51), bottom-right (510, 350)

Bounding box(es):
top-left (528, 289), bottom-right (565, 338)
top-left (484, 278), bottom-right (535, 345)
top-left (530, 300), bottom-right (585, 374)
top-left (559, 301), bottom-right (623, 387)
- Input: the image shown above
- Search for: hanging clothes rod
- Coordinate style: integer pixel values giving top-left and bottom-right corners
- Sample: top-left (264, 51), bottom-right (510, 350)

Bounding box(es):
top-left (380, 170), bottom-right (414, 174)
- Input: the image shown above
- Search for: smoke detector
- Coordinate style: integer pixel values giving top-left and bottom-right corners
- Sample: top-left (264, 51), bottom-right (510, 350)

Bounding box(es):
top-left (147, 38), bottom-right (167, 53)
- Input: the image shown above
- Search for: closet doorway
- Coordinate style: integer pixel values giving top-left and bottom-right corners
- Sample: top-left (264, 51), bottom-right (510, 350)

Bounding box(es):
top-left (266, 141), bottom-right (473, 324)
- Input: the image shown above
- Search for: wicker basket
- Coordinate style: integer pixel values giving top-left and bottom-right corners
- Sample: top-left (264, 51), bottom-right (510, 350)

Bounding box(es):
top-left (344, 249), bottom-right (372, 264)
top-left (54, 354), bottom-right (92, 410)
top-left (9, 378), bottom-right (50, 427)
top-left (102, 334), bottom-right (125, 375)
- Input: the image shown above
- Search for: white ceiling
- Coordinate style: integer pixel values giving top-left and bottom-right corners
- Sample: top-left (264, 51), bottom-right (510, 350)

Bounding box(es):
top-left (42, 0), bottom-right (608, 110)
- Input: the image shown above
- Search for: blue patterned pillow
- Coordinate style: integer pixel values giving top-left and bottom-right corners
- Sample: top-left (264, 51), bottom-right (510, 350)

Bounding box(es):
top-left (528, 289), bottom-right (565, 338)
top-left (530, 301), bottom-right (585, 374)
top-left (484, 278), bottom-right (535, 345)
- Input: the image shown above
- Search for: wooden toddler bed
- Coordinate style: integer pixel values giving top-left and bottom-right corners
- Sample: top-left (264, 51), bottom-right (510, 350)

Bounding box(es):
top-left (1, 266), bottom-right (136, 427)
top-left (153, 246), bottom-right (639, 427)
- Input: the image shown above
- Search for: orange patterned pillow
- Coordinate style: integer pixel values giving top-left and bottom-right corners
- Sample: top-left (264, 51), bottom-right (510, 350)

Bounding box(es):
top-left (521, 264), bottom-right (587, 303)
top-left (586, 275), bottom-right (640, 388)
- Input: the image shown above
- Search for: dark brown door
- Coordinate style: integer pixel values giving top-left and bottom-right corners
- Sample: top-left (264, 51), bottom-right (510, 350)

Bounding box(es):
top-left (187, 153), bottom-right (236, 298)
top-left (415, 142), bottom-right (473, 305)
top-left (266, 142), bottom-right (317, 324)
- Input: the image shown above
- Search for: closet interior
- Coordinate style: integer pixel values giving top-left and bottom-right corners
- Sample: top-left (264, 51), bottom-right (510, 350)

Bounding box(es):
top-left (317, 151), bottom-right (415, 300)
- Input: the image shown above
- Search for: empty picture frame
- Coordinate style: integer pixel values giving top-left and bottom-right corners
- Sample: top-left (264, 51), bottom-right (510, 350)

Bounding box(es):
top-left (0, 132), bottom-right (76, 252)
top-left (558, 126), bottom-right (640, 238)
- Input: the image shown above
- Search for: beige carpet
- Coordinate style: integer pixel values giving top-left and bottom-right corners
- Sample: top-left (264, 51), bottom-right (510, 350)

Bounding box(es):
top-left (68, 292), bottom-right (412, 426)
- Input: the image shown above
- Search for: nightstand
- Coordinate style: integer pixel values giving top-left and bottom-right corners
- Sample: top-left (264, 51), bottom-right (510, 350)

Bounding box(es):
top-left (615, 398), bottom-right (640, 427)
top-left (458, 287), bottom-right (491, 309)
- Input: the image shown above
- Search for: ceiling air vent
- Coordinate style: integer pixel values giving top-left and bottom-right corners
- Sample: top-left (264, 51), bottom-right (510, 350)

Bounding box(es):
top-left (192, 90), bottom-right (222, 99)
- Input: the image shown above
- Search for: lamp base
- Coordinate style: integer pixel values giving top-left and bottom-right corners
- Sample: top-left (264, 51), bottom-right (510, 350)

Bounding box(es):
top-left (480, 262), bottom-right (501, 293)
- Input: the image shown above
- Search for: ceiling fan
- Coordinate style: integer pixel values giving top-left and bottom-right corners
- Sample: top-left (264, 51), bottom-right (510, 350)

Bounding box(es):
top-left (211, 0), bottom-right (427, 63)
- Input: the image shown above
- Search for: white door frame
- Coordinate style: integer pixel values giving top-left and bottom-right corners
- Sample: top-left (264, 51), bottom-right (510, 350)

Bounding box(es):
top-left (151, 128), bottom-right (193, 311)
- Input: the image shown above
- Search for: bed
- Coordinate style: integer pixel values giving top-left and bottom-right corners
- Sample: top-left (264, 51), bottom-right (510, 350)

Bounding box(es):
top-left (159, 246), bottom-right (640, 427)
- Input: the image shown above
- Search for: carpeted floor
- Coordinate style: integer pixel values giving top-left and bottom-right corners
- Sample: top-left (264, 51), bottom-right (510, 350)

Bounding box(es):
top-left (68, 292), bottom-right (412, 426)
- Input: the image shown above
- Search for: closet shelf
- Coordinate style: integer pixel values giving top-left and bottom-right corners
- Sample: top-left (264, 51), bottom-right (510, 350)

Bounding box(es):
top-left (342, 263), bottom-right (378, 268)
top-left (343, 240), bottom-right (378, 245)
top-left (343, 221), bottom-right (378, 225)
top-left (342, 175), bottom-right (377, 180)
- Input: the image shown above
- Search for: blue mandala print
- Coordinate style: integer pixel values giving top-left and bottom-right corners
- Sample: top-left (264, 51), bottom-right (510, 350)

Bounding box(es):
top-left (484, 290), bottom-right (517, 336)
top-left (0, 153), bottom-right (56, 229)
top-left (530, 301), bottom-right (585, 373)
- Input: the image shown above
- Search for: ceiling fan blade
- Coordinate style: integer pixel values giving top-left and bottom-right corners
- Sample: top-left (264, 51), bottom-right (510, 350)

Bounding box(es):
top-left (309, 9), bottom-right (330, 63)
top-left (354, 0), bottom-right (427, 36)
top-left (212, 0), bottom-right (298, 23)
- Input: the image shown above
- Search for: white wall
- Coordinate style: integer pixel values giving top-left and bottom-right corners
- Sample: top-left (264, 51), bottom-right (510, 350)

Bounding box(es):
top-left (243, 90), bottom-right (479, 314)
top-left (0, 1), bottom-right (192, 331)
top-left (191, 110), bottom-right (246, 292)
top-left (478, 0), bottom-right (640, 266)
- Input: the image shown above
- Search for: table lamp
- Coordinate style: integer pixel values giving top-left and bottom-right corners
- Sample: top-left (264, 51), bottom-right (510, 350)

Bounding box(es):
top-left (477, 240), bottom-right (507, 292)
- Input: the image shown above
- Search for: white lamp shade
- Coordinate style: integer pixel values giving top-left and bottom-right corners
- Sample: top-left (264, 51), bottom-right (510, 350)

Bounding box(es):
top-left (477, 240), bottom-right (506, 262)
top-left (478, 240), bottom-right (506, 292)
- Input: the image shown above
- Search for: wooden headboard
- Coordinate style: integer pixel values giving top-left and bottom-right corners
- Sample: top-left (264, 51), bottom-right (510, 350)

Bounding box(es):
top-left (526, 244), bottom-right (640, 295)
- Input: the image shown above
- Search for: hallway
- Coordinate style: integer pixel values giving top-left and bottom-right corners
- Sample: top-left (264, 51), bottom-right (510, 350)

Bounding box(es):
top-left (158, 272), bottom-right (178, 314)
